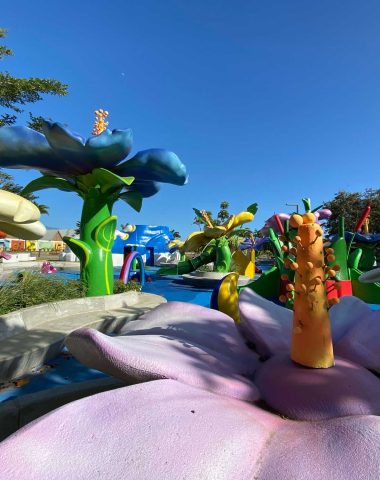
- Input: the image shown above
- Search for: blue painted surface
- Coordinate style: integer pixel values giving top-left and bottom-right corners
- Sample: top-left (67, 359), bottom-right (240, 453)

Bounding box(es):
top-left (112, 225), bottom-right (174, 255)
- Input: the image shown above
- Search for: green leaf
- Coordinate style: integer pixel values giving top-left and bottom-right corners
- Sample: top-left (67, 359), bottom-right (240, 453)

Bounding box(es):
top-left (63, 237), bottom-right (92, 268)
top-left (302, 198), bottom-right (312, 213)
top-left (119, 191), bottom-right (143, 212)
top-left (95, 215), bottom-right (117, 252)
top-left (92, 168), bottom-right (134, 194)
top-left (22, 176), bottom-right (80, 195)
top-left (268, 228), bottom-right (283, 260)
top-left (247, 203), bottom-right (258, 215)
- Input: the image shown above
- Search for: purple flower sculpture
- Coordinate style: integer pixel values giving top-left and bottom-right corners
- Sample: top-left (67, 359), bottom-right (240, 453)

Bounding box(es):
top-left (1, 295), bottom-right (380, 479)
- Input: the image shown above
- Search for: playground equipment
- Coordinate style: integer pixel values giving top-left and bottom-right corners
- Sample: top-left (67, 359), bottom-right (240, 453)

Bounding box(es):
top-left (213, 200), bottom-right (380, 323)
top-left (157, 205), bottom-right (256, 277)
top-left (113, 224), bottom-right (177, 267)
top-left (40, 261), bottom-right (58, 274)
top-left (119, 251), bottom-right (146, 287)
top-left (0, 112), bottom-right (187, 296)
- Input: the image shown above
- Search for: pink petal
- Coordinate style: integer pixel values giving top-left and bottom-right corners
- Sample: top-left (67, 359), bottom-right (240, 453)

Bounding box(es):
top-left (238, 288), bottom-right (292, 357)
top-left (255, 354), bottom-right (380, 420)
top-left (0, 380), bottom-right (281, 480)
top-left (259, 415), bottom-right (380, 480)
top-left (335, 308), bottom-right (380, 372)
top-left (66, 328), bottom-right (259, 401)
top-left (329, 295), bottom-right (372, 342)
top-left (121, 301), bottom-right (256, 366)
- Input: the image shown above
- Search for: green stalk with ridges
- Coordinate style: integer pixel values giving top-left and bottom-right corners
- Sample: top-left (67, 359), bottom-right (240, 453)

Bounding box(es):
top-left (65, 187), bottom-right (117, 296)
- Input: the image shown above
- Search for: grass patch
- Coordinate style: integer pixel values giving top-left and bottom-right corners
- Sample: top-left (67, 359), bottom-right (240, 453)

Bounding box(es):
top-left (113, 279), bottom-right (142, 294)
top-left (0, 272), bottom-right (141, 315)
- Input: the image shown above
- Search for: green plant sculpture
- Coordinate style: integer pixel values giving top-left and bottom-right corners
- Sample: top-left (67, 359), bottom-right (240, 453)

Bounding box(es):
top-left (0, 110), bottom-right (188, 296)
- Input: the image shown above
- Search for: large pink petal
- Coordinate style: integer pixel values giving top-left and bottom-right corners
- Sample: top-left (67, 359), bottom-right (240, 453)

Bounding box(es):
top-left (0, 380), bottom-right (281, 480)
top-left (329, 295), bottom-right (372, 342)
top-left (259, 415), bottom-right (380, 480)
top-left (335, 308), bottom-right (380, 372)
top-left (120, 301), bottom-right (256, 366)
top-left (238, 288), bottom-right (292, 357)
top-left (66, 329), bottom-right (259, 401)
top-left (255, 354), bottom-right (380, 420)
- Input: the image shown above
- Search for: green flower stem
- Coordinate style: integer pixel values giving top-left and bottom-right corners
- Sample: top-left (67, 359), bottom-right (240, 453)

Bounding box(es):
top-left (214, 237), bottom-right (232, 272)
top-left (68, 188), bottom-right (117, 297)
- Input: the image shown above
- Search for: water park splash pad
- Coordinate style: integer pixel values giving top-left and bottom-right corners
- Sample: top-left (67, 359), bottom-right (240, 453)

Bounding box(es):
top-left (2, 112), bottom-right (380, 478)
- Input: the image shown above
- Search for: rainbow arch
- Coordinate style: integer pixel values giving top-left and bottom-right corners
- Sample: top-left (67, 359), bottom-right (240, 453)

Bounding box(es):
top-left (119, 251), bottom-right (146, 287)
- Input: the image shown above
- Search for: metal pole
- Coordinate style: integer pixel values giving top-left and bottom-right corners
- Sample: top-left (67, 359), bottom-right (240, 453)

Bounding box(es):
top-left (286, 203), bottom-right (299, 213)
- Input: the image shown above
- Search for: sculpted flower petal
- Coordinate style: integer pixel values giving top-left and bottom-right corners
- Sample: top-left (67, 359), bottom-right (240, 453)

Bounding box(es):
top-left (180, 231), bottom-right (208, 252)
top-left (2, 380), bottom-right (380, 480)
top-left (335, 307), bottom-right (380, 372)
top-left (225, 211), bottom-right (254, 232)
top-left (43, 122), bottom-right (133, 171)
top-left (84, 128), bottom-right (133, 167)
top-left (66, 329), bottom-right (259, 401)
top-left (0, 123), bottom-right (134, 176)
top-left (0, 380), bottom-right (281, 480)
top-left (238, 288), bottom-right (292, 357)
top-left (126, 179), bottom-right (162, 198)
top-left (42, 121), bottom-right (86, 150)
top-left (329, 295), bottom-right (371, 342)
top-left (115, 149), bottom-right (188, 186)
top-left (0, 126), bottom-right (63, 173)
top-left (255, 354), bottom-right (380, 420)
top-left (259, 414), bottom-right (380, 480)
top-left (120, 301), bottom-right (257, 368)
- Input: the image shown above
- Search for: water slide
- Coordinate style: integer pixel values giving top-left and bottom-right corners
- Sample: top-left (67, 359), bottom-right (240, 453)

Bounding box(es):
top-left (119, 251), bottom-right (146, 286)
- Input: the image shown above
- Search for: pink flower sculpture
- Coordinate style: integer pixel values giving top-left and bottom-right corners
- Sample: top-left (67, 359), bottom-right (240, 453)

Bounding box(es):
top-left (1, 296), bottom-right (380, 479)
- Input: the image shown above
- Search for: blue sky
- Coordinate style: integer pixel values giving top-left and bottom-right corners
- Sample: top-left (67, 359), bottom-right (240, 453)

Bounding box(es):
top-left (2, 1), bottom-right (380, 237)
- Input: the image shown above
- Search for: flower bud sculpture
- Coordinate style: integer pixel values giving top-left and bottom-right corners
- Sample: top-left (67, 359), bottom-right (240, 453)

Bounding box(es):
top-left (287, 212), bottom-right (341, 368)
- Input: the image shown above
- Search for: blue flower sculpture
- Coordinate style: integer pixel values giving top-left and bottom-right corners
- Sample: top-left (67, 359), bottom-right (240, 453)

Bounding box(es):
top-left (0, 120), bottom-right (188, 295)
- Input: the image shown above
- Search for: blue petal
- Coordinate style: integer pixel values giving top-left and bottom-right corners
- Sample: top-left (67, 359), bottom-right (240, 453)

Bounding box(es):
top-left (85, 128), bottom-right (133, 168)
top-left (42, 121), bottom-right (86, 148)
top-left (0, 126), bottom-right (69, 174)
top-left (127, 180), bottom-right (161, 198)
top-left (43, 122), bottom-right (133, 172)
top-left (115, 149), bottom-right (188, 186)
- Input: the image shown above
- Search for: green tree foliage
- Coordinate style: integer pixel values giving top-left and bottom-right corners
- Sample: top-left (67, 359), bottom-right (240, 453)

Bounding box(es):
top-left (215, 200), bottom-right (230, 225)
top-left (170, 229), bottom-right (181, 239)
top-left (0, 27), bottom-right (68, 214)
top-left (324, 189), bottom-right (380, 235)
top-left (0, 28), bottom-right (68, 130)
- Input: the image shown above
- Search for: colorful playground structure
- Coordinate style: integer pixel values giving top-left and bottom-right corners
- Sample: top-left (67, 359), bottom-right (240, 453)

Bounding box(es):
top-left (112, 224), bottom-right (180, 267)
top-left (157, 205), bottom-right (257, 278)
top-left (0, 113), bottom-right (187, 296)
top-left (212, 200), bottom-right (380, 325)
top-left (119, 251), bottom-right (146, 286)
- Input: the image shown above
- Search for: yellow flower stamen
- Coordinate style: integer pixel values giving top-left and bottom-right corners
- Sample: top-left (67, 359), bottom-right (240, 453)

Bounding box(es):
top-left (92, 109), bottom-right (109, 135)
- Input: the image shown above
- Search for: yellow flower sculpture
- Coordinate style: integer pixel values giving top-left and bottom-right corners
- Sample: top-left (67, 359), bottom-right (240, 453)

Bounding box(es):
top-left (180, 210), bottom-right (254, 253)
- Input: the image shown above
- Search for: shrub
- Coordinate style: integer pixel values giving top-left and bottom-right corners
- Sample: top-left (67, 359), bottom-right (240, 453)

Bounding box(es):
top-left (113, 279), bottom-right (142, 294)
top-left (0, 272), bottom-right (141, 315)
top-left (0, 272), bottom-right (86, 315)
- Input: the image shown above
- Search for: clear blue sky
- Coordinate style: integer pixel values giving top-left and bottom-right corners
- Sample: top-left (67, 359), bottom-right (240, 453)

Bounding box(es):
top-left (2, 0), bottom-right (380, 237)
